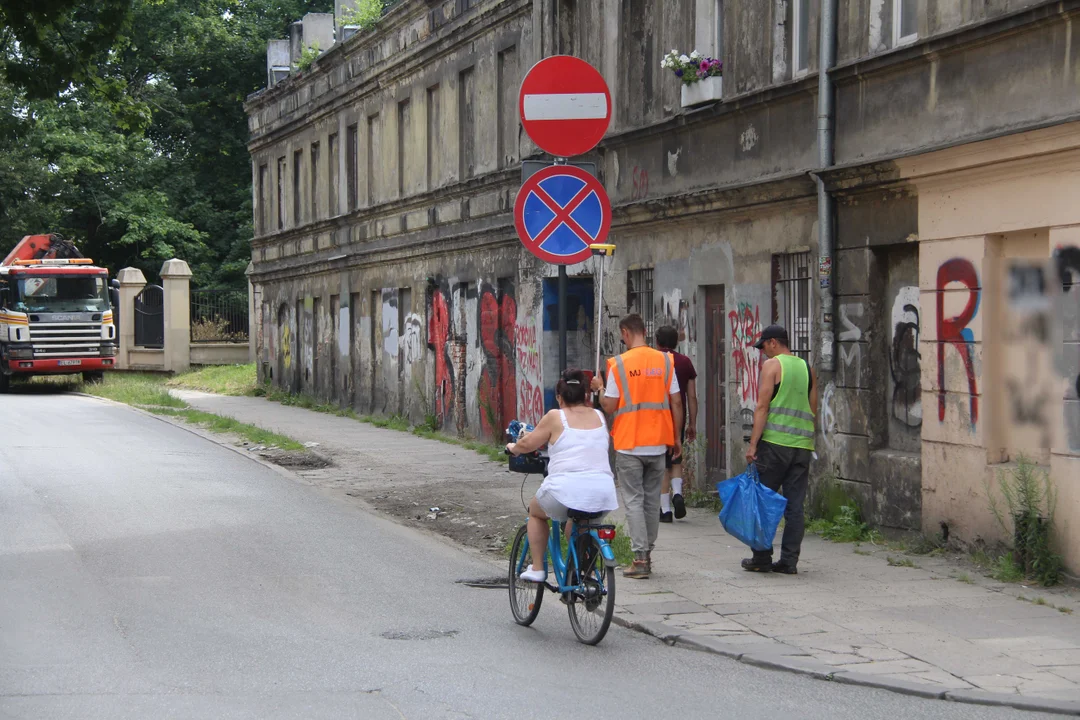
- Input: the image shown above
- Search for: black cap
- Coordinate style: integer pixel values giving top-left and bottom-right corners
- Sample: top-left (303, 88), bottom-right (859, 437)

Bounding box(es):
top-left (755, 325), bottom-right (788, 350)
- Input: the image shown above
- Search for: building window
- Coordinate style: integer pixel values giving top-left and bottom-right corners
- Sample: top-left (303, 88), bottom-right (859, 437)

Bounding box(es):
top-left (626, 268), bottom-right (655, 341)
top-left (793, 0), bottom-right (810, 76)
top-left (276, 157), bottom-right (286, 230)
top-left (346, 123), bottom-right (358, 211)
top-left (772, 252), bottom-right (812, 361)
top-left (292, 149), bottom-right (303, 226)
top-left (893, 0), bottom-right (918, 46)
top-left (327, 133), bottom-right (338, 216)
top-left (310, 142), bottom-right (319, 221)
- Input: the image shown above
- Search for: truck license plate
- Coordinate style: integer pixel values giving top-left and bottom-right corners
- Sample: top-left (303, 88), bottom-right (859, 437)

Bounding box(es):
top-left (58, 360), bottom-right (82, 367)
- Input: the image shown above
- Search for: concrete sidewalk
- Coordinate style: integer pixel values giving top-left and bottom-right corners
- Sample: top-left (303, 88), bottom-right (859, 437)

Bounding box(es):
top-left (174, 390), bottom-right (1080, 715)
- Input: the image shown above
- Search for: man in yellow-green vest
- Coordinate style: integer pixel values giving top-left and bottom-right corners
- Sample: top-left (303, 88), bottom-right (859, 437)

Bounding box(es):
top-left (742, 324), bottom-right (817, 575)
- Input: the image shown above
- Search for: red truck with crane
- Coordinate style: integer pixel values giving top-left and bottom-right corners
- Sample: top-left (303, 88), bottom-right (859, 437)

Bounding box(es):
top-left (0, 234), bottom-right (117, 391)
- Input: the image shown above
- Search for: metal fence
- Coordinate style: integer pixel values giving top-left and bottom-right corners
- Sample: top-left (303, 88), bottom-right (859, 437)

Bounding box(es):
top-left (190, 289), bottom-right (249, 343)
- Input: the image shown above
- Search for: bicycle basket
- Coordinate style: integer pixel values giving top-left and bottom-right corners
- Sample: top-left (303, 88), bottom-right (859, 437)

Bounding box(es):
top-left (509, 453), bottom-right (547, 475)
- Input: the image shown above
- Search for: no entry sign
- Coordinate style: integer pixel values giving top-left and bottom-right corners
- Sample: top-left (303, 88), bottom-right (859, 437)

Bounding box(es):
top-left (514, 164), bottom-right (611, 265)
top-left (519, 56), bottom-right (612, 158)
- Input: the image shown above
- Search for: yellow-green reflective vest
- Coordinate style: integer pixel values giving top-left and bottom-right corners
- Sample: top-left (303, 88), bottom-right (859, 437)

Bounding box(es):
top-left (761, 354), bottom-right (815, 451)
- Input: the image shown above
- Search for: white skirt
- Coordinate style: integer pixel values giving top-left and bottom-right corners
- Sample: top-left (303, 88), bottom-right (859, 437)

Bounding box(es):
top-left (535, 471), bottom-right (619, 521)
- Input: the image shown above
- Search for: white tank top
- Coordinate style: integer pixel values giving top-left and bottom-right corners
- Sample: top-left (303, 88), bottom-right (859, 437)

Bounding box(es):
top-left (546, 409), bottom-right (613, 478)
top-left (538, 409), bottom-right (618, 514)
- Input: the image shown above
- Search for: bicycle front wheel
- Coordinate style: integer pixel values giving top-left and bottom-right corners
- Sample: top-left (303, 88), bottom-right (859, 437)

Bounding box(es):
top-left (567, 535), bottom-right (615, 645)
top-left (508, 523), bottom-right (543, 626)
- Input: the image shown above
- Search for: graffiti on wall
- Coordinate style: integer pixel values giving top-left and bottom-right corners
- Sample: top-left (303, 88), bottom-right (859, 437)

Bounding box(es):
top-left (936, 258), bottom-right (980, 428)
top-left (820, 381), bottom-right (840, 459)
top-left (428, 286), bottom-right (454, 425)
top-left (838, 302), bottom-right (864, 387)
top-left (478, 283), bottom-right (518, 437)
top-left (280, 309), bottom-right (292, 370)
top-left (729, 302), bottom-right (763, 411)
top-left (515, 315), bottom-right (543, 425)
top-left (402, 313), bottom-right (423, 366)
top-left (890, 287), bottom-right (922, 428)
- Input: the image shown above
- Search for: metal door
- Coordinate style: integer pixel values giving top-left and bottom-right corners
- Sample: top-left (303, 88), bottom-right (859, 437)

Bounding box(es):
top-left (134, 285), bottom-right (164, 348)
top-left (704, 285), bottom-right (727, 484)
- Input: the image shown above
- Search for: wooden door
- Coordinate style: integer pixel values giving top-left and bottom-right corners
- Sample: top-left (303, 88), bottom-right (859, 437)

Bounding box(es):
top-left (705, 285), bottom-right (727, 484)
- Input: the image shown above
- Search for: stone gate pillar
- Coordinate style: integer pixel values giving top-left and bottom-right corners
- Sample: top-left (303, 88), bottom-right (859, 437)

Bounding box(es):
top-left (247, 262), bottom-right (257, 365)
top-left (161, 258), bottom-right (193, 373)
top-left (116, 268), bottom-right (147, 371)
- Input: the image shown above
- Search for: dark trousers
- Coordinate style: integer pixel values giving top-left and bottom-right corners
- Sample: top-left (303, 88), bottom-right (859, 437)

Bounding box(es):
top-left (751, 440), bottom-right (812, 567)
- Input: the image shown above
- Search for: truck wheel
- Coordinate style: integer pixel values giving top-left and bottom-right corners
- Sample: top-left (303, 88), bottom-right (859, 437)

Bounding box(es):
top-left (82, 372), bottom-right (105, 385)
top-left (0, 374), bottom-right (9, 394)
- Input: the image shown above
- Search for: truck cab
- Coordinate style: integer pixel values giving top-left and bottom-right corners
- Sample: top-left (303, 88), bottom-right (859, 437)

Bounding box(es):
top-left (0, 260), bottom-right (117, 390)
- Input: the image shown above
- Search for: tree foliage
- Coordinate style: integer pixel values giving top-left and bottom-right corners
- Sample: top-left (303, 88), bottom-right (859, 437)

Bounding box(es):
top-left (0, 0), bottom-right (331, 287)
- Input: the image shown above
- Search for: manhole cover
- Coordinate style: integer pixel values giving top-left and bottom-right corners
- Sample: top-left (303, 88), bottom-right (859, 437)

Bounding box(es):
top-left (455, 577), bottom-right (508, 589)
top-left (381, 629), bottom-right (459, 641)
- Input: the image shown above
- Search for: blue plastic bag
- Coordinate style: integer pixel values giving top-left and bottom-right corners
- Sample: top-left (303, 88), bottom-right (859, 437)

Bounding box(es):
top-left (716, 464), bottom-right (788, 551)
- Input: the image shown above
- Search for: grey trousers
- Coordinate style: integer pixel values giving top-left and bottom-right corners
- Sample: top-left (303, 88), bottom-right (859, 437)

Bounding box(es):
top-left (751, 440), bottom-right (812, 567)
top-left (615, 453), bottom-right (667, 554)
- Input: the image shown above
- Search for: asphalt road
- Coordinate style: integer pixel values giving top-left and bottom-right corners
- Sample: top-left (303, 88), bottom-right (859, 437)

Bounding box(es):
top-left (0, 392), bottom-right (1050, 719)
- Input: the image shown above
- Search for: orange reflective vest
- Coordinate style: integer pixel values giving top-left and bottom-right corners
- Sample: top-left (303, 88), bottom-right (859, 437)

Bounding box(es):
top-left (608, 346), bottom-right (675, 452)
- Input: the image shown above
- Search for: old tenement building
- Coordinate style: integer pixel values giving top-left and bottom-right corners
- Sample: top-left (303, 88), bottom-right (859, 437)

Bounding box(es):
top-left (245, 1), bottom-right (1080, 572)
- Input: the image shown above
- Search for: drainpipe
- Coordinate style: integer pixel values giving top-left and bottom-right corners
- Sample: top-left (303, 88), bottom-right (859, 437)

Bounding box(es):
top-left (813, 0), bottom-right (839, 373)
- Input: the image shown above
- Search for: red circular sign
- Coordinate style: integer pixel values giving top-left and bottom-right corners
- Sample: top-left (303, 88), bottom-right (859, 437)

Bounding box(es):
top-left (514, 164), bottom-right (611, 266)
top-left (518, 56), bottom-right (612, 158)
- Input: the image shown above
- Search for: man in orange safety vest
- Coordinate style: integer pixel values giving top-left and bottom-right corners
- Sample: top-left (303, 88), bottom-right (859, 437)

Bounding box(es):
top-left (590, 314), bottom-right (683, 579)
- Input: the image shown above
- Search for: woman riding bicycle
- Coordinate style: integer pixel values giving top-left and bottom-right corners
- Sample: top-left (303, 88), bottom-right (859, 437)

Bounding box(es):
top-left (506, 368), bottom-right (618, 583)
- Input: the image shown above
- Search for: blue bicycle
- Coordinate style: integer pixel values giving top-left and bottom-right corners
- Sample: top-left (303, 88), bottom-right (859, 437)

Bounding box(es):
top-left (505, 421), bottom-right (618, 645)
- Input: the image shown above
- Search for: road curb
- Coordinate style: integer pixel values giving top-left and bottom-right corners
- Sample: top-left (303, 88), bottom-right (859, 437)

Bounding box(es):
top-left (612, 612), bottom-right (1080, 715)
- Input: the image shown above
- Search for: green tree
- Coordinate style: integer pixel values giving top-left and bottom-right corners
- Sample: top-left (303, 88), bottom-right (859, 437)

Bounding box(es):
top-left (0, 0), bottom-right (133, 98)
top-left (0, 0), bottom-right (332, 286)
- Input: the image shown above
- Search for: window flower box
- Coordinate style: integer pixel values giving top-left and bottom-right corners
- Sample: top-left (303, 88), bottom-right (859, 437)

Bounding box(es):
top-left (681, 75), bottom-right (723, 107)
top-left (662, 50), bottom-right (723, 108)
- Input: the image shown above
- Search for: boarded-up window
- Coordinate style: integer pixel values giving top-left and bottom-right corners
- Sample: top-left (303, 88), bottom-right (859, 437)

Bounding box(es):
top-left (426, 85), bottom-right (440, 189)
top-left (458, 67), bottom-right (475, 179)
top-left (328, 133), bottom-right (339, 216)
top-left (398, 98), bottom-right (411, 197)
top-left (346, 123), bottom-right (358, 211)
top-left (497, 47), bottom-right (519, 169)
top-left (367, 113), bottom-right (380, 205)
top-left (257, 163), bottom-right (268, 233)
top-left (310, 142), bottom-right (320, 220)
top-left (276, 157), bottom-right (286, 230)
top-left (292, 148), bottom-right (303, 225)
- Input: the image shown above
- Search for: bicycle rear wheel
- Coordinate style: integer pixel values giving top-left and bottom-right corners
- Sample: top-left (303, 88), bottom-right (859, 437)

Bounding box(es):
top-left (508, 523), bottom-right (543, 626)
top-left (567, 534), bottom-right (615, 645)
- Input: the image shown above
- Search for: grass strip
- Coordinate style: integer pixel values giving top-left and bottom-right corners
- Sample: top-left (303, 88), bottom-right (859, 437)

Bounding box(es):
top-left (88, 366), bottom-right (508, 465)
top-left (79, 372), bottom-right (303, 451)
top-left (149, 407), bottom-right (305, 451)
top-left (167, 363), bottom-right (259, 396)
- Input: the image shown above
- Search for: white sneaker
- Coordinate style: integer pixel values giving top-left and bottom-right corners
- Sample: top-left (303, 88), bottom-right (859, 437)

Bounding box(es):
top-left (519, 565), bottom-right (546, 583)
